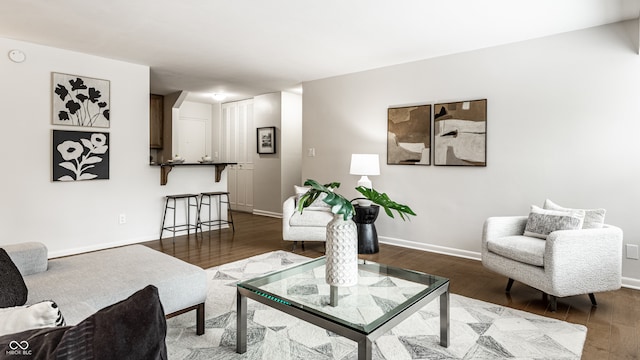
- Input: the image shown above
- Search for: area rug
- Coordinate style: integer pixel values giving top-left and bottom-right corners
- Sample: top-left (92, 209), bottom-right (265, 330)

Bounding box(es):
top-left (165, 251), bottom-right (587, 359)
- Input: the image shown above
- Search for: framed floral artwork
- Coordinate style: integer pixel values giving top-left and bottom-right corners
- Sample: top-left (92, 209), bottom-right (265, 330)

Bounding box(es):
top-left (52, 130), bottom-right (109, 181)
top-left (52, 72), bottom-right (110, 128)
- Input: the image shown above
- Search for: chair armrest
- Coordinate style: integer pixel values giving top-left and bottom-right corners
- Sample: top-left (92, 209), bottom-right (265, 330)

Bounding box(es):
top-left (282, 196), bottom-right (297, 236)
top-left (2, 242), bottom-right (48, 276)
top-left (482, 216), bottom-right (528, 251)
top-left (283, 196), bottom-right (297, 219)
top-left (545, 225), bottom-right (623, 292)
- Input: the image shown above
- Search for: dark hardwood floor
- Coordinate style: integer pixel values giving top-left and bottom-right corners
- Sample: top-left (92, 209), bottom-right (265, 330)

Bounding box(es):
top-left (142, 211), bottom-right (639, 359)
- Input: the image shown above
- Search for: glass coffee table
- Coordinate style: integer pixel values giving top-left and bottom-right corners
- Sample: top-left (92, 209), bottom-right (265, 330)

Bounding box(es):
top-left (236, 256), bottom-right (450, 360)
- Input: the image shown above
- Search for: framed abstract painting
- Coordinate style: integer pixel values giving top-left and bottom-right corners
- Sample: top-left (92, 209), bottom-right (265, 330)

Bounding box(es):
top-left (387, 104), bottom-right (431, 165)
top-left (433, 99), bottom-right (487, 166)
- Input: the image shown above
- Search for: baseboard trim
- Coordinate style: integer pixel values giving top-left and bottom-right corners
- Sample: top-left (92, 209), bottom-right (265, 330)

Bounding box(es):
top-left (379, 236), bottom-right (482, 261)
top-left (622, 277), bottom-right (640, 290)
top-left (380, 236), bottom-right (640, 289)
top-left (252, 209), bottom-right (282, 218)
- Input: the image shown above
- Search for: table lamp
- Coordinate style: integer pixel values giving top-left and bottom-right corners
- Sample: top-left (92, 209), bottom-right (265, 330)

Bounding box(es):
top-left (350, 154), bottom-right (380, 205)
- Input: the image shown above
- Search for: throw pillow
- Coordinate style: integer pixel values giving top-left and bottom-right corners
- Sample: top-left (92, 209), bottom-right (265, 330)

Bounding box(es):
top-left (543, 199), bottom-right (606, 229)
top-left (0, 285), bottom-right (167, 360)
top-left (523, 205), bottom-right (585, 239)
top-left (0, 249), bottom-right (28, 308)
top-left (0, 300), bottom-right (65, 336)
top-left (294, 185), bottom-right (330, 211)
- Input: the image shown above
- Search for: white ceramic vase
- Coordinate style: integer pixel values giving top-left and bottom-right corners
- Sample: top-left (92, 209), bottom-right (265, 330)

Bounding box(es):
top-left (325, 214), bottom-right (358, 287)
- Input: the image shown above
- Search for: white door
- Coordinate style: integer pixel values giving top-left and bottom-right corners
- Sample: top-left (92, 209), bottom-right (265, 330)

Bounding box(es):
top-left (178, 118), bottom-right (206, 162)
top-left (222, 99), bottom-right (254, 213)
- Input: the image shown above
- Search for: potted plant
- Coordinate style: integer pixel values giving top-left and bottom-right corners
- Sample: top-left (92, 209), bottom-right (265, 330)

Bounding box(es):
top-left (297, 179), bottom-right (415, 290)
top-left (297, 179), bottom-right (416, 221)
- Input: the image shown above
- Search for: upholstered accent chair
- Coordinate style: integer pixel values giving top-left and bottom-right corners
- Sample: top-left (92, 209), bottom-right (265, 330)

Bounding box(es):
top-left (482, 211), bottom-right (623, 311)
top-left (282, 190), bottom-right (333, 251)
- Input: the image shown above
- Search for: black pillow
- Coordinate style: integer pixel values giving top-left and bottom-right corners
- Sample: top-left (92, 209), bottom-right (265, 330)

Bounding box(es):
top-left (0, 285), bottom-right (167, 360)
top-left (0, 249), bottom-right (28, 308)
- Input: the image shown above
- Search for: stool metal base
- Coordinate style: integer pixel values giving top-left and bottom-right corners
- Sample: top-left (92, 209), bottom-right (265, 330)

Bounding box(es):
top-left (160, 194), bottom-right (200, 242)
top-left (198, 191), bottom-right (234, 233)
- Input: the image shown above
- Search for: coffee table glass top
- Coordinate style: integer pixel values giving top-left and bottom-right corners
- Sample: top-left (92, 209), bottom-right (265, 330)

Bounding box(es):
top-left (236, 256), bottom-right (449, 333)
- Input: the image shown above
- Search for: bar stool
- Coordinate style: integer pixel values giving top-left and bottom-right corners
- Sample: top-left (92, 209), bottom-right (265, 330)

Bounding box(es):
top-left (198, 191), bottom-right (234, 232)
top-left (160, 194), bottom-right (200, 241)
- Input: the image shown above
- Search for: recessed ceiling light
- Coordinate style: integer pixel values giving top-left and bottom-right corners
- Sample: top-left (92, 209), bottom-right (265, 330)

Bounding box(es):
top-left (211, 93), bottom-right (227, 101)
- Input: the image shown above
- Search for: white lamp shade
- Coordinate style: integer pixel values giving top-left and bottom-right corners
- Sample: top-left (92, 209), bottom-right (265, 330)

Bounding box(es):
top-left (349, 154), bottom-right (380, 176)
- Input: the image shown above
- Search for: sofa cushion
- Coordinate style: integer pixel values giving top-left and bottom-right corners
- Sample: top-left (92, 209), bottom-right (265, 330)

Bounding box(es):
top-left (0, 285), bottom-right (167, 360)
top-left (543, 199), bottom-right (606, 229)
top-left (289, 209), bottom-right (334, 227)
top-left (487, 235), bottom-right (546, 267)
top-left (0, 249), bottom-right (28, 308)
top-left (523, 205), bottom-right (585, 239)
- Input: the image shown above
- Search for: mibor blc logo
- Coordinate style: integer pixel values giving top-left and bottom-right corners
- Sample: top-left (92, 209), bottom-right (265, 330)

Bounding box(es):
top-left (6, 340), bottom-right (32, 356)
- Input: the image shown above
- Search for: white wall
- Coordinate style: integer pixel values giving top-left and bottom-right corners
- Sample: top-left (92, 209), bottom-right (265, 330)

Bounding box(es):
top-left (0, 38), bottom-right (229, 257)
top-left (252, 92), bottom-right (302, 215)
top-left (253, 93), bottom-right (282, 214)
top-left (302, 20), bottom-right (640, 285)
top-left (281, 92), bottom-right (303, 203)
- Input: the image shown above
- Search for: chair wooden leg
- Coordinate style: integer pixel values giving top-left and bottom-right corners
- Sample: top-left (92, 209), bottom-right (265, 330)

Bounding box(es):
top-left (301, 241), bottom-right (305, 251)
top-left (549, 295), bottom-right (557, 312)
top-left (588, 293), bottom-right (597, 306)
top-left (505, 278), bottom-right (514, 292)
top-left (292, 241), bottom-right (297, 252)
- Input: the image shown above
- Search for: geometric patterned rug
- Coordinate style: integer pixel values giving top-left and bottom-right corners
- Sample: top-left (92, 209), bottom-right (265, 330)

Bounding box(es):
top-left (165, 251), bottom-right (587, 359)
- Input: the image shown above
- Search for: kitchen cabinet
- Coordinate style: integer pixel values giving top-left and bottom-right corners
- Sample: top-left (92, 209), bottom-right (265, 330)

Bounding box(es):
top-left (150, 94), bottom-right (164, 149)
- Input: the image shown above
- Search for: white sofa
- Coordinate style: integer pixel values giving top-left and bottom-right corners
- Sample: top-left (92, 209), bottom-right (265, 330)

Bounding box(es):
top-left (4, 242), bottom-right (207, 334)
top-left (282, 195), bottom-right (333, 251)
top-left (482, 215), bottom-right (623, 311)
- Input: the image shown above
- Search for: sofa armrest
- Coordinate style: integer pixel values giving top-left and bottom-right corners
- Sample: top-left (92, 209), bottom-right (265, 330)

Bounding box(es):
top-left (2, 242), bottom-right (48, 276)
top-left (482, 216), bottom-right (528, 251)
top-left (545, 224), bottom-right (623, 293)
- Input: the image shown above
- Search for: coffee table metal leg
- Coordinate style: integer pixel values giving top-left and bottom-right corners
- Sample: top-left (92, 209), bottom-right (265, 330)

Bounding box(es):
top-left (236, 290), bottom-right (247, 353)
top-left (440, 289), bottom-right (450, 347)
top-left (358, 336), bottom-right (373, 360)
top-left (330, 285), bottom-right (339, 307)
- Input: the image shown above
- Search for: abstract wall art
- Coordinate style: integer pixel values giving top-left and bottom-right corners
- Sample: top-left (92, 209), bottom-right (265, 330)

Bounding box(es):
top-left (387, 104), bottom-right (431, 165)
top-left (433, 99), bottom-right (487, 166)
top-left (52, 72), bottom-right (110, 128)
top-left (52, 130), bottom-right (110, 181)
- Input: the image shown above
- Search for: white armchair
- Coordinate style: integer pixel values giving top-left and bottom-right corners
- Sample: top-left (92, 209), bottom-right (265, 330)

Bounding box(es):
top-left (482, 215), bottom-right (623, 311)
top-left (282, 195), bottom-right (333, 251)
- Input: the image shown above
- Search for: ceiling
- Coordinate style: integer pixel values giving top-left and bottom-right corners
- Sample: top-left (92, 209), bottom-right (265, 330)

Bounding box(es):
top-left (1, 0), bottom-right (638, 103)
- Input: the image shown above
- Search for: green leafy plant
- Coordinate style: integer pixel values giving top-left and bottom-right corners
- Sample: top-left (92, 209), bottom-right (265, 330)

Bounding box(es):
top-left (297, 179), bottom-right (416, 221)
top-left (354, 186), bottom-right (417, 221)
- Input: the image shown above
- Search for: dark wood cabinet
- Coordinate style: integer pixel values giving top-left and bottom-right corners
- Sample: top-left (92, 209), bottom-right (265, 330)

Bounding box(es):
top-left (150, 94), bottom-right (164, 149)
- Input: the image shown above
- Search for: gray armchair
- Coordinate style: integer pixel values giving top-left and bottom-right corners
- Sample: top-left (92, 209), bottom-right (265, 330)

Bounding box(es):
top-left (481, 215), bottom-right (623, 311)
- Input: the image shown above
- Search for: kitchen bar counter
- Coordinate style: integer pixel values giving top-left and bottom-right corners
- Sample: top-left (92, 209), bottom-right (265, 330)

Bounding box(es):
top-left (151, 162), bottom-right (237, 185)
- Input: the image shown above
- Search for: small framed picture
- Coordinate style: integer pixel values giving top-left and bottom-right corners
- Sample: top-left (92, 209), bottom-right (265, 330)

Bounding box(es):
top-left (257, 127), bottom-right (276, 154)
